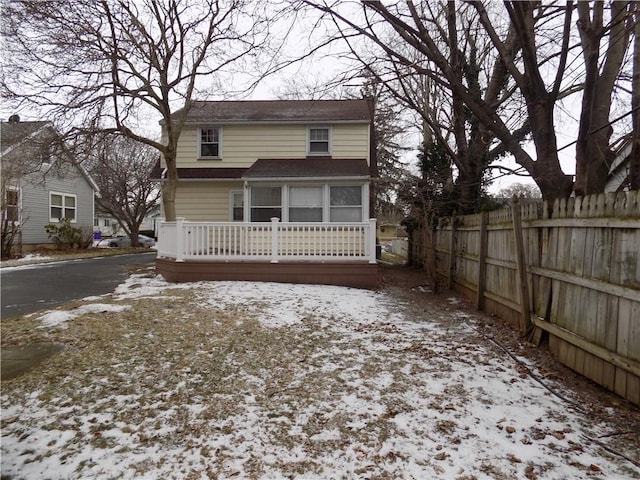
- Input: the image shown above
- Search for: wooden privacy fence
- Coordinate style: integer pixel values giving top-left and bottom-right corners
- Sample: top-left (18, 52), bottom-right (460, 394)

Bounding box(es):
top-left (410, 190), bottom-right (640, 405)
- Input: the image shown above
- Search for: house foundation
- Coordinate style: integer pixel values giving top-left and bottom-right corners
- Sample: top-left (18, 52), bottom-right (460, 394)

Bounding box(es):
top-left (156, 258), bottom-right (379, 289)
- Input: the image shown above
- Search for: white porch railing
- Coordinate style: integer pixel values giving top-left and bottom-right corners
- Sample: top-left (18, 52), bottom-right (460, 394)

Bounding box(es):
top-left (157, 217), bottom-right (378, 264)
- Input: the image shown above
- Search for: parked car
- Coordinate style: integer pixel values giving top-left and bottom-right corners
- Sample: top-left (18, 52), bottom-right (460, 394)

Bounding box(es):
top-left (95, 235), bottom-right (156, 248)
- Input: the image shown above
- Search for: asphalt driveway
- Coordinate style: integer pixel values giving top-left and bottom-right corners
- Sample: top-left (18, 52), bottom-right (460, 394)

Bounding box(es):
top-left (0, 252), bottom-right (156, 319)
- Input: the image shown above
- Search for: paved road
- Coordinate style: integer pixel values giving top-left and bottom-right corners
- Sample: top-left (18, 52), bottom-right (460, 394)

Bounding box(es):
top-left (1, 252), bottom-right (156, 320)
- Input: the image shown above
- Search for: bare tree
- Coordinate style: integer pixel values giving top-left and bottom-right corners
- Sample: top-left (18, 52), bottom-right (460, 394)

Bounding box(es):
top-left (303, 1), bottom-right (635, 201)
top-left (90, 136), bottom-right (161, 246)
top-left (630, 3), bottom-right (640, 191)
top-left (2, 0), bottom-right (284, 221)
top-left (574, 1), bottom-right (635, 195)
top-left (302, 0), bottom-right (571, 203)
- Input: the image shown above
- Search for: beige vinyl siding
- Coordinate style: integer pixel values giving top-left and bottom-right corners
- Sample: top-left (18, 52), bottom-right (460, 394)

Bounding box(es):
top-left (175, 182), bottom-right (242, 221)
top-left (174, 123), bottom-right (369, 168)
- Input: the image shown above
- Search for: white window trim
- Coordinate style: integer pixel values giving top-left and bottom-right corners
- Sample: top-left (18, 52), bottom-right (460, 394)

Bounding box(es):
top-left (198, 126), bottom-right (223, 160)
top-left (4, 186), bottom-right (21, 225)
top-left (49, 191), bottom-right (77, 223)
top-left (307, 126), bottom-right (332, 156)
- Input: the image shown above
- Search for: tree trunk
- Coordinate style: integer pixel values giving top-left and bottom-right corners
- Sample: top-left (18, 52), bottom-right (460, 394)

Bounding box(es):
top-left (575, 1), bottom-right (631, 196)
top-left (162, 150), bottom-right (178, 222)
top-left (631, 4), bottom-right (640, 191)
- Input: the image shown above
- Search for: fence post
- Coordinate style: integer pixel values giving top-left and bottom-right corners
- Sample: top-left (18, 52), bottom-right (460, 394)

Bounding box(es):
top-left (476, 211), bottom-right (488, 310)
top-left (511, 198), bottom-right (532, 334)
top-left (175, 217), bottom-right (184, 262)
top-left (270, 217), bottom-right (279, 263)
top-left (368, 218), bottom-right (377, 263)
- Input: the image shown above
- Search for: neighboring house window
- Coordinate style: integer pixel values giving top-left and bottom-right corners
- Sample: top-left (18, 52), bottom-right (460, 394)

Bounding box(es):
top-left (230, 191), bottom-right (244, 221)
top-left (308, 127), bottom-right (330, 155)
top-left (40, 145), bottom-right (51, 164)
top-left (104, 218), bottom-right (111, 227)
top-left (289, 186), bottom-right (323, 222)
top-left (3, 188), bottom-right (20, 224)
top-left (250, 186), bottom-right (282, 222)
top-left (330, 186), bottom-right (362, 222)
top-left (199, 127), bottom-right (221, 158)
top-left (94, 218), bottom-right (99, 227)
top-left (50, 192), bottom-right (76, 222)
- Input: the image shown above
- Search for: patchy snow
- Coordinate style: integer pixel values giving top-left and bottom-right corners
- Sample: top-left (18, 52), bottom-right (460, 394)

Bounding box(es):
top-left (2, 274), bottom-right (639, 480)
top-left (37, 303), bottom-right (131, 328)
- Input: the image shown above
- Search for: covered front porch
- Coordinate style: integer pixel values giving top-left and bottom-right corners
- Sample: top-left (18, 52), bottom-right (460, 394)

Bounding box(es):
top-left (155, 218), bottom-right (379, 289)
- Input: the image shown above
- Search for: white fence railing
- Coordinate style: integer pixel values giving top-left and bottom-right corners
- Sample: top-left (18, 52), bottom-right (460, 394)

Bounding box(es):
top-left (157, 217), bottom-right (377, 263)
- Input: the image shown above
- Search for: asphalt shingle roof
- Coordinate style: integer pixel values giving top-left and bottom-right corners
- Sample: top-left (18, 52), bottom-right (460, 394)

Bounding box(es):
top-left (174, 99), bottom-right (372, 124)
top-left (0, 120), bottom-right (50, 153)
top-left (243, 158), bottom-right (371, 179)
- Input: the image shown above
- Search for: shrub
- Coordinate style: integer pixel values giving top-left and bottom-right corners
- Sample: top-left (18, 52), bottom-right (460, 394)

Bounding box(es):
top-left (44, 218), bottom-right (93, 249)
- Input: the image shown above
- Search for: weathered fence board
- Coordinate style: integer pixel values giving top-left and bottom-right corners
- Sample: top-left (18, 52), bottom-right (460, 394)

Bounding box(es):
top-left (410, 190), bottom-right (640, 405)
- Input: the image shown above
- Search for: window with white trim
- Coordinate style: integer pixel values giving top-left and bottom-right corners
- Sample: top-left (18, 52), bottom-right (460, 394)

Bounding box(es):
top-left (289, 186), bottom-right (323, 222)
top-left (250, 186), bottom-right (282, 222)
top-left (199, 127), bottom-right (221, 158)
top-left (308, 127), bottom-right (330, 155)
top-left (230, 191), bottom-right (244, 221)
top-left (330, 186), bottom-right (363, 222)
top-left (50, 192), bottom-right (77, 222)
top-left (3, 188), bottom-right (20, 224)
top-left (104, 218), bottom-right (111, 227)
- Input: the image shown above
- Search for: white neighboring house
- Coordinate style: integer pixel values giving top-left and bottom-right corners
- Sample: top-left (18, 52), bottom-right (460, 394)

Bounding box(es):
top-left (1, 115), bottom-right (97, 253)
top-left (605, 137), bottom-right (633, 193)
top-left (94, 203), bottom-right (161, 239)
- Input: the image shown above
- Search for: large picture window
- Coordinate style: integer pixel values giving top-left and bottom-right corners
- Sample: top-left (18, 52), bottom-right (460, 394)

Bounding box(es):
top-left (247, 184), bottom-right (364, 223)
top-left (308, 127), bottom-right (330, 154)
top-left (330, 186), bottom-right (363, 222)
top-left (289, 186), bottom-right (323, 222)
top-left (250, 186), bottom-right (282, 222)
top-left (50, 192), bottom-right (77, 222)
top-left (199, 127), bottom-right (221, 158)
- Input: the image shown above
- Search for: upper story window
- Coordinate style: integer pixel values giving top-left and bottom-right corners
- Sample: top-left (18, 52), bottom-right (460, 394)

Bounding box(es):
top-left (50, 192), bottom-right (77, 222)
top-left (308, 127), bottom-right (330, 155)
top-left (199, 127), bottom-right (221, 159)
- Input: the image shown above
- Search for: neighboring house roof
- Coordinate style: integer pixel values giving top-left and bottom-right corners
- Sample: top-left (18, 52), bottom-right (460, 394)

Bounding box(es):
top-left (172, 99), bottom-right (372, 124)
top-left (0, 116), bottom-right (99, 193)
top-left (1, 119), bottom-right (52, 155)
top-left (243, 158), bottom-right (370, 180)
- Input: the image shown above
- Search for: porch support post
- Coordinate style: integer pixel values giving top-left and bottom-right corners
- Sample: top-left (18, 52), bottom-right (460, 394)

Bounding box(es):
top-left (270, 217), bottom-right (279, 263)
top-left (176, 217), bottom-right (185, 262)
top-left (368, 218), bottom-right (377, 264)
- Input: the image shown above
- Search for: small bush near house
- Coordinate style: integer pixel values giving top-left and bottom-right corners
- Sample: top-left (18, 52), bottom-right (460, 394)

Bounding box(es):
top-left (44, 218), bottom-right (93, 250)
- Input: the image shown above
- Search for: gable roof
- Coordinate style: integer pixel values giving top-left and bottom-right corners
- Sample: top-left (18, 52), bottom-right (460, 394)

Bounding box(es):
top-left (1, 120), bottom-right (52, 155)
top-left (173, 99), bottom-right (372, 124)
top-left (0, 118), bottom-right (99, 193)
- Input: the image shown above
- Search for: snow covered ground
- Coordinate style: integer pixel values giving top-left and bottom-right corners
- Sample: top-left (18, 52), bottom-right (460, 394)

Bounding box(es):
top-left (1, 271), bottom-right (639, 479)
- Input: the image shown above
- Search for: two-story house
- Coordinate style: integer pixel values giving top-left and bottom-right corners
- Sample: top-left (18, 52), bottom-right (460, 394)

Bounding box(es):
top-left (1, 115), bottom-right (97, 257)
top-left (154, 99), bottom-right (379, 288)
